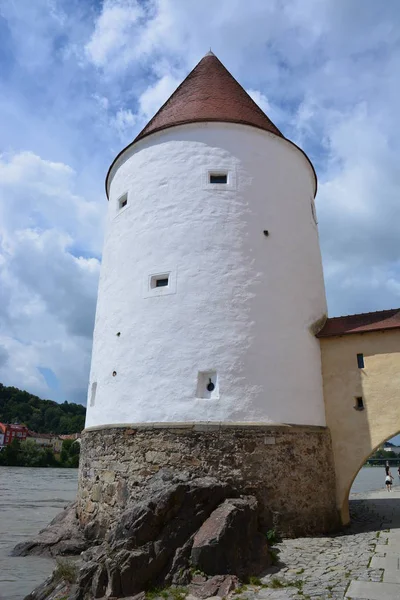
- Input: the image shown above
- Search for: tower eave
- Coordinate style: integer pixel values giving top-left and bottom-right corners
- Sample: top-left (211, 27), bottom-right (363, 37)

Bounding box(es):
top-left (105, 120), bottom-right (317, 199)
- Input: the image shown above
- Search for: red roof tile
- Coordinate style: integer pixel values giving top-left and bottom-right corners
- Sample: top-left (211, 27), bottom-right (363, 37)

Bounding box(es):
top-left (317, 308), bottom-right (400, 338)
top-left (134, 51), bottom-right (283, 144)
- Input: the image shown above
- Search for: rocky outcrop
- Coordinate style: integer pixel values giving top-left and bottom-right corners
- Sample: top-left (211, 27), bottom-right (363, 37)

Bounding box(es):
top-left (191, 497), bottom-right (269, 578)
top-left (12, 502), bottom-right (88, 558)
top-left (22, 471), bottom-right (270, 600)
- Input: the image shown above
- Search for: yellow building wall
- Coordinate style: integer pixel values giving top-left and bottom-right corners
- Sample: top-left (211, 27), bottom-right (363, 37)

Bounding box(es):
top-left (320, 329), bottom-right (400, 524)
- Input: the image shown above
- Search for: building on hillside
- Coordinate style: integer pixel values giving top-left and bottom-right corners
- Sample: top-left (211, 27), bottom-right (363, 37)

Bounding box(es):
top-left (27, 431), bottom-right (53, 447)
top-left (0, 422), bottom-right (28, 448)
top-left (52, 437), bottom-right (63, 453)
top-left (58, 433), bottom-right (81, 450)
top-left (26, 431), bottom-right (63, 453)
top-left (382, 444), bottom-right (400, 455)
top-left (59, 433), bottom-right (81, 441)
top-left (77, 51), bottom-right (400, 536)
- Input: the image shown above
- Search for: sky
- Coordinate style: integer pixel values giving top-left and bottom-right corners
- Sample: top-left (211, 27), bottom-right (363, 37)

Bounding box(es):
top-left (0, 0), bottom-right (399, 412)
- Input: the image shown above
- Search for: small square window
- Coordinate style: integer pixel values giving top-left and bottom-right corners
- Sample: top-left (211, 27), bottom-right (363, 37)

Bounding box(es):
top-left (150, 274), bottom-right (169, 289)
top-left (118, 194), bottom-right (128, 210)
top-left (357, 353), bottom-right (364, 368)
top-left (144, 269), bottom-right (177, 298)
top-left (209, 173), bottom-right (227, 184)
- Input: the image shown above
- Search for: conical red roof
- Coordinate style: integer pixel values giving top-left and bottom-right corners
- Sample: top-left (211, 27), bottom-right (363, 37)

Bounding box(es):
top-left (134, 51), bottom-right (283, 143)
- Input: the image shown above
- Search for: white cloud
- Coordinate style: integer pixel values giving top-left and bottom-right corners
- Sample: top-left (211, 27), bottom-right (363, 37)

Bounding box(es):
top-left (110, 108), bottom-right (137, 140)
top-left (138, 74), bottom-right (181, 121)
top-left (0, 152), bottom-right (101, 402)
top-left (84, 0), bottom-right (146, 69)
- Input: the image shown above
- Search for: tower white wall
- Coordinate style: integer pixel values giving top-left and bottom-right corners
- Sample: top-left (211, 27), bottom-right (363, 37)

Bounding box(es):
top-left (85, 123), bottom-right (327, 428)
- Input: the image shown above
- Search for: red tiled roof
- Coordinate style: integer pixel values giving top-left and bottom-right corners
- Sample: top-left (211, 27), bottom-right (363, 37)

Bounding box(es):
top-left (27, 431), bottom-right (54, 439)
top-left (59, 433), bottom-right (81, 440)
top-left (134, 51), bottom-right (283, 144)
top-left (317, 308), bottom-right (400, 338)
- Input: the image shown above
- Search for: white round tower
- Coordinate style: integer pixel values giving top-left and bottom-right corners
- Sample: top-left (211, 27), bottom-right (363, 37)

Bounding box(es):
top-left (79, 53), bottom-right (339, 537)
top-left (85, 52), bottom-right (327, 429)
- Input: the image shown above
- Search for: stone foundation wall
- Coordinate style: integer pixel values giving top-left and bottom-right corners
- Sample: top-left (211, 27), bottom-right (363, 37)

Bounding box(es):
top-left (77, 424), bottom-right (339, 537)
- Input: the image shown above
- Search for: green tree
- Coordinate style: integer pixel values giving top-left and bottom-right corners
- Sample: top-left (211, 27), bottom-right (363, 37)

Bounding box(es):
top-left (19, 439), bottom-right (47, 467)
top-left (0, 438), bottom-right (21, 466)
top-left (60, 439), bottom-right (80, 468)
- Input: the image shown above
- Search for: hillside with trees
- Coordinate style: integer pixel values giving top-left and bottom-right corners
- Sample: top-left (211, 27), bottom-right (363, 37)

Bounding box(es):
top-left (0, 383), bottom-right (86, 434)
top-left (0, 437), bottom-right (80, 468)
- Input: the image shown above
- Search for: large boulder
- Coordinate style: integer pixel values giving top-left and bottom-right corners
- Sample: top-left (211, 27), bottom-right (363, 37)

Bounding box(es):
top-left (191, 497), bottom-right (270, 578)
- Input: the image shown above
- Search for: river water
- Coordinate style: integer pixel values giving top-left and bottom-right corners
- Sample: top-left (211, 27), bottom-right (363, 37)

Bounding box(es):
top-left (0, 467), bottom-right (78, 600)
top-left (0, 465), bottom-right (398, 600)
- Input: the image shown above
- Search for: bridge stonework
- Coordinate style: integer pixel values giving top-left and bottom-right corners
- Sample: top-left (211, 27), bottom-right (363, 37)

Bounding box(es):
top-left (320, 328), bottom-right (400, 524)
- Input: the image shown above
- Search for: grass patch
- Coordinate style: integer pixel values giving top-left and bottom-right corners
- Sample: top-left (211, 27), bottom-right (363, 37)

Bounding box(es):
top-left (170, 587), bottom-right (188, 600)
top-left (269, 578), bottom-right (285, 588)
top-left (234, 584), bottom-right (248, 594)
top-left (269, 548), bottom-right (280, 565)
top-left (54, 558), bottom-right (78, 584)
top-left (248, 576), bottom-right (262, 586)
top-left (145, 587), bottom-right (187, 600)
top-left (189, 567), bottom-right (206, 577)
top-left (266, 529), bottom-right (280, 545)
top-left (263, 578), bottom-right (303, 590)
top-left (145, 588), bottom-right (165, 600)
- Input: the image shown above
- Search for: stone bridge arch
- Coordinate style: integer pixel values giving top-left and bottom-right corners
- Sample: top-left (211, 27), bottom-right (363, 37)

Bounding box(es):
top-left (319, 326), bottom-right (400, 525)
top-left (344, 429), bottom-right (400, 504)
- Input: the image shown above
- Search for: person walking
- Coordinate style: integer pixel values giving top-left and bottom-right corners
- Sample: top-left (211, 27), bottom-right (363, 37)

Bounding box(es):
top-left (398, 465), bottom-right (400, 480)
top-left (385, 467), bottom-right (394, 491)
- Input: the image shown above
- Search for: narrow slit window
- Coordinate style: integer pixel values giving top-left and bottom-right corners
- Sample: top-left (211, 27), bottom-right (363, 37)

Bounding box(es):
top-left (311, 199), bottom-right (318, 224)
top-left (209, 173), bottom-right (227, 184)
top-left (355, 397), bottom-right (364, 410)
top-left (118, 194), bottom-right (128, 210)
top-left (357, 353), bottom-right (364, 368)
top-left (90, 382), bottom-right (97, 407)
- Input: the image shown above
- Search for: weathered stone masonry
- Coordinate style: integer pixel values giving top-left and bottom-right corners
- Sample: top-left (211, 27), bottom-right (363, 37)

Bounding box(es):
top-left (77, 424), bottom-right (340, 537)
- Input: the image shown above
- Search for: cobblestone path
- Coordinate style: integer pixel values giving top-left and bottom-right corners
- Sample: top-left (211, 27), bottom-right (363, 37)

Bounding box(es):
top-left (236, 489), bottom-right (400, 599)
